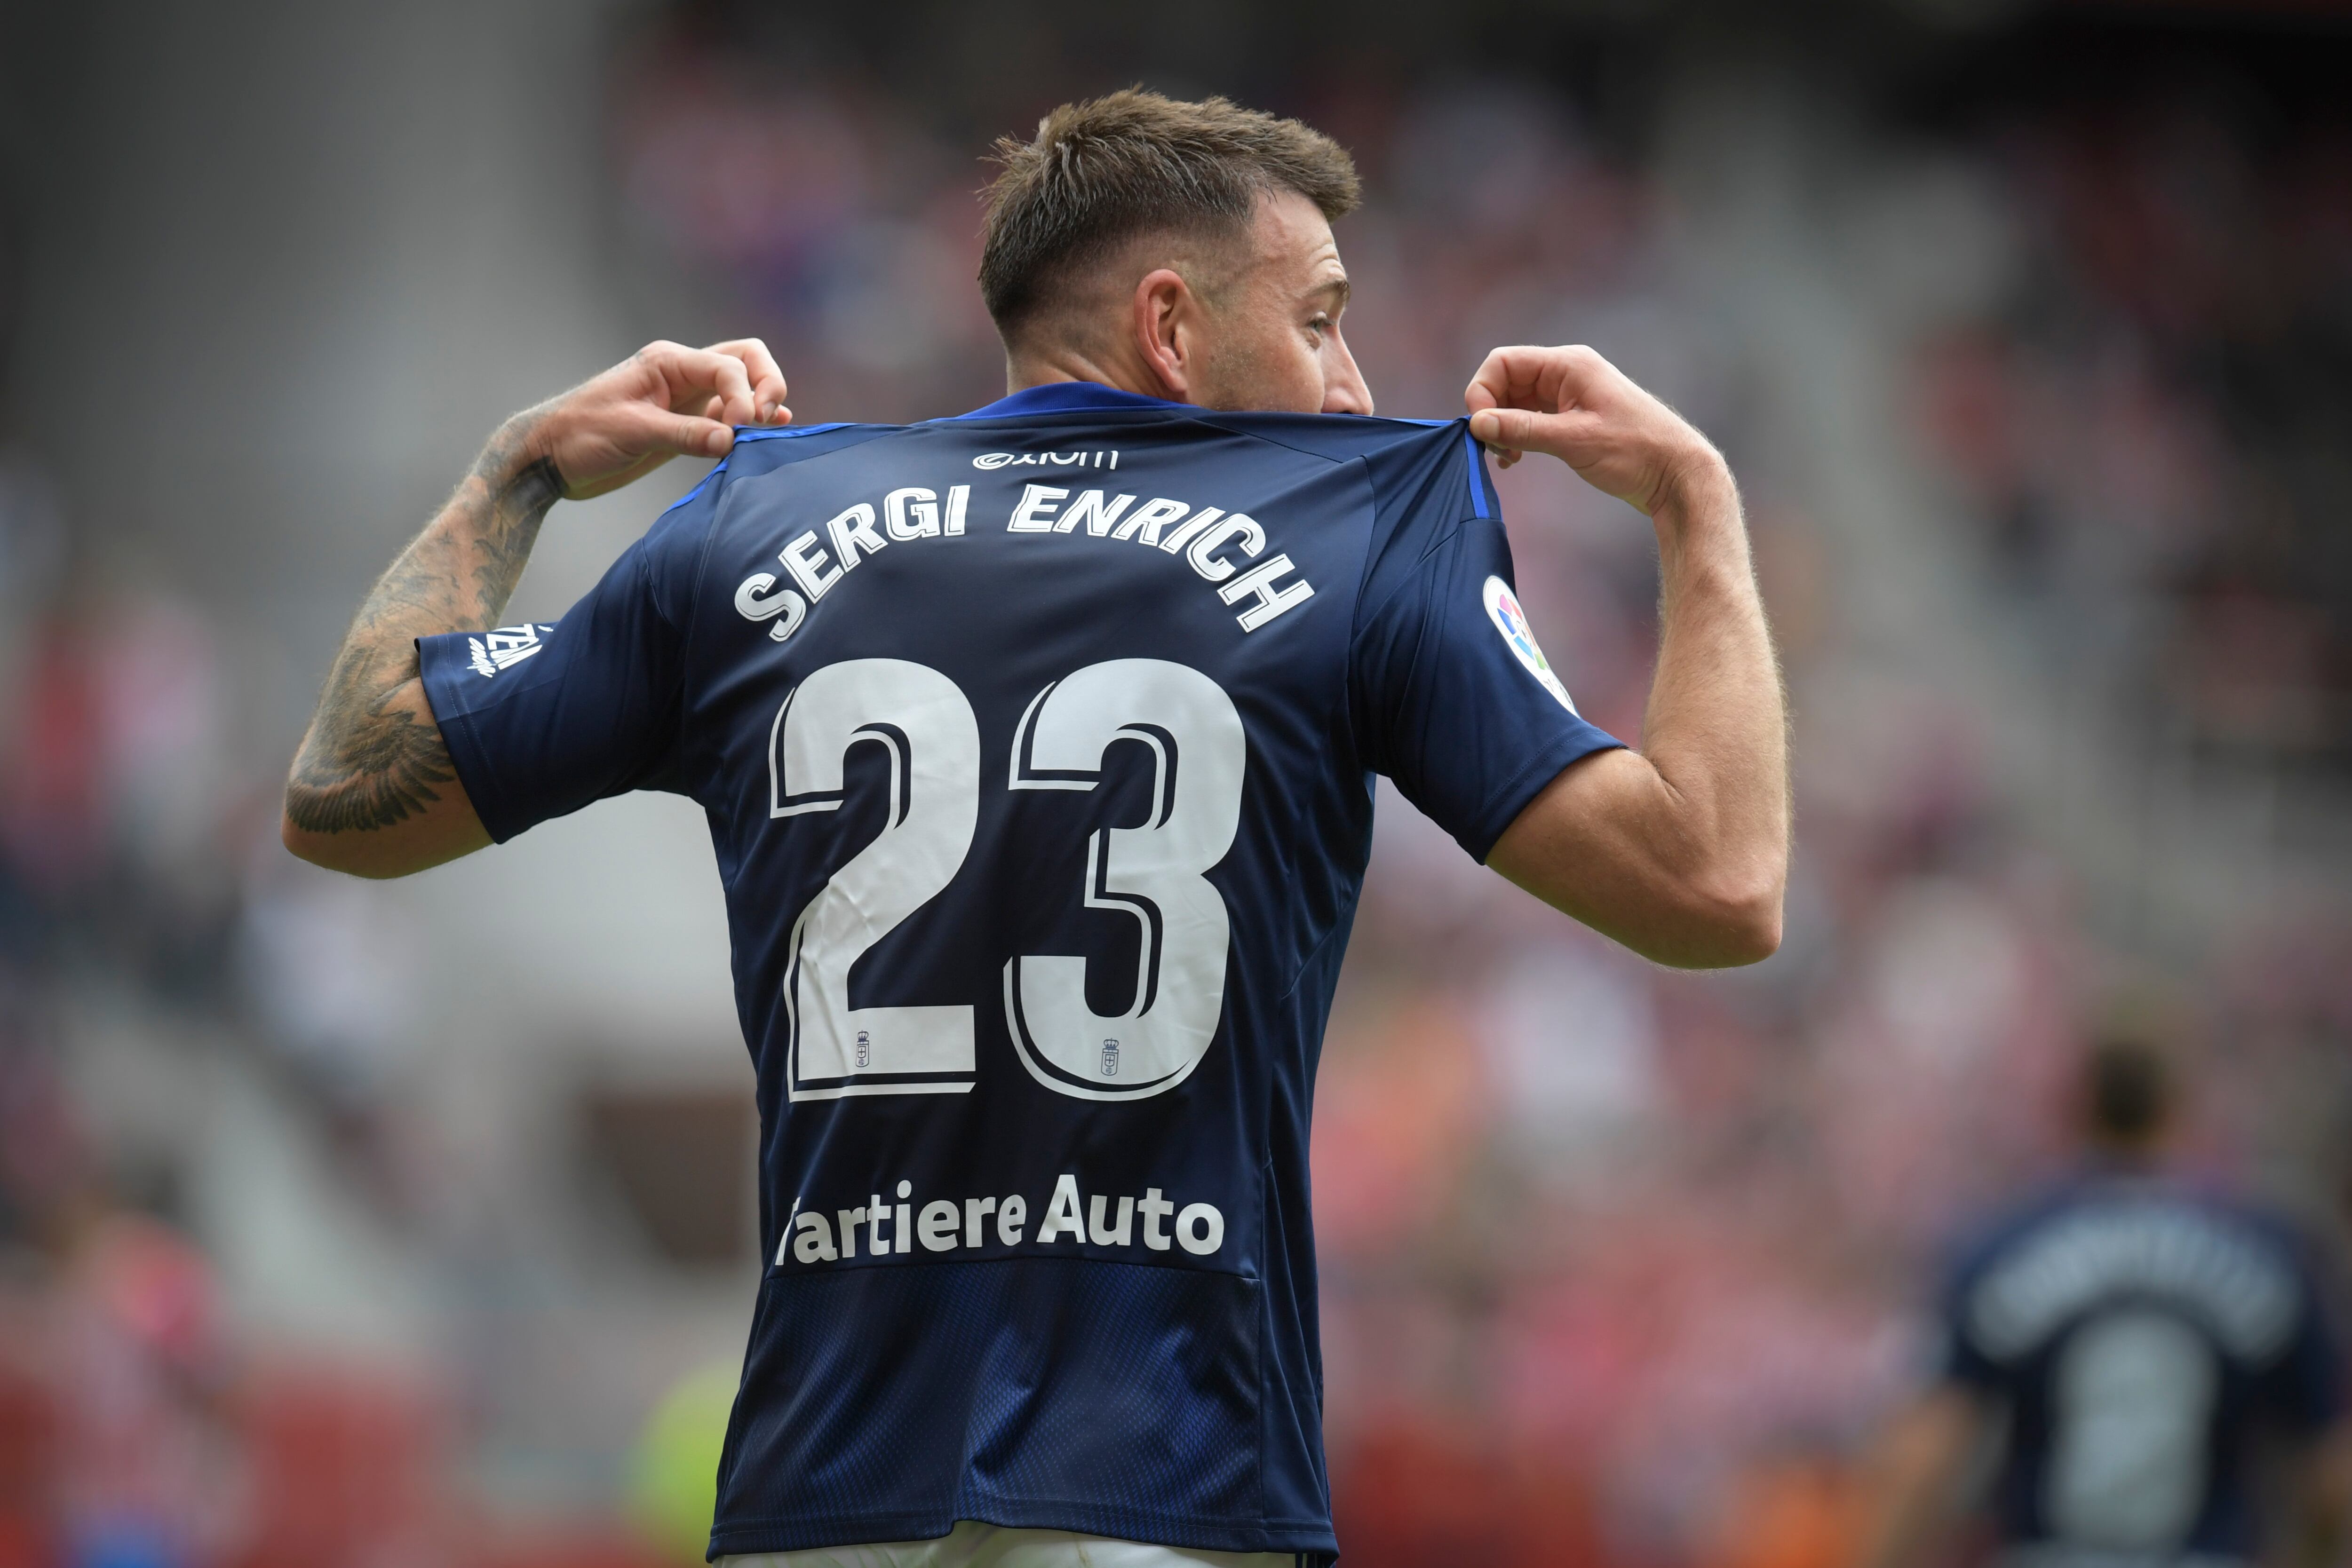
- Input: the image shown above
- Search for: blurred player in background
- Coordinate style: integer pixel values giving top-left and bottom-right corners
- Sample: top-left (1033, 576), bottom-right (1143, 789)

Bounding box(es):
top-left (278, 92), bottom-right (1787, 1565)
top-left (1857, 1036), bottom-right (2352, 1568)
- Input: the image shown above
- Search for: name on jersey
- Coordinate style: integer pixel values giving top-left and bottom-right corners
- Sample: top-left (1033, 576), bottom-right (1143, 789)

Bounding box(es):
top-left (777, 1172), bottom-right (1224, 1269)
top-left (1966, 1201), bottom-right (2299, 1362)
top-left (731, 482), bottom-right (1315, 645)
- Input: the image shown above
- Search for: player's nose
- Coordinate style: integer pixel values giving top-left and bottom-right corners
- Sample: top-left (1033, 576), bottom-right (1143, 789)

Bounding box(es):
top-left (1320, 335), bottom-right (1374, 416)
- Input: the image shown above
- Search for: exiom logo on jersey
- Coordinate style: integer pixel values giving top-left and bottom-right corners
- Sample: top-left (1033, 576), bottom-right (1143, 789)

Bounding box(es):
top-left (974, 450), bottom-right (1120, 471)
top-left (468, 624), bottom-right (554, 679)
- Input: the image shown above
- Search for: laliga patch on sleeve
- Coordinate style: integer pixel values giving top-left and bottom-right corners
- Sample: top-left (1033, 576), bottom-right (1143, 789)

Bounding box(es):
top-left (1482, 576), bottom-right (1579, 714)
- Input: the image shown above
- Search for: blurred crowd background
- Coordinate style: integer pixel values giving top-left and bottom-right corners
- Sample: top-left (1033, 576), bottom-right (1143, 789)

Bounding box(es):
top-left (2, 1), bottom-right (2351, 1566)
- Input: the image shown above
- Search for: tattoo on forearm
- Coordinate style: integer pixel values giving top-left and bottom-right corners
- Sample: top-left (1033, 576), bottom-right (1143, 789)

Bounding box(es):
top-left (477, 456), bottom-right (563, 612)
top-left (285, 421), bottom-right (564, 836)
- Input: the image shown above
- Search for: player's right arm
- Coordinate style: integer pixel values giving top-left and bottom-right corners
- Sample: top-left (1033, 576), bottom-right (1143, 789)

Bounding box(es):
top-left (280, 340), bottom-right (788, 879)
top-left (1469, 345), bottom-right (1789, 968)
top-left (1852, 1386), bottom-right (1987, 1568)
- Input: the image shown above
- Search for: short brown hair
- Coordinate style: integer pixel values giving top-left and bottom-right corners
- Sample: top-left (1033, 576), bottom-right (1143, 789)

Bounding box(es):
top-left (2085, 1035), bottom-right (2174, 1144)
top-left (978, 89), bottom-right (1360, 340)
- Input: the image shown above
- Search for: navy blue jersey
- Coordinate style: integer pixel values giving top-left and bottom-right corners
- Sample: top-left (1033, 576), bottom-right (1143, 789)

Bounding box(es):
top-left (417, 383), bottom-right (1621, 1558)
top-left (1938, 1173), bottom-right (2344, 1563)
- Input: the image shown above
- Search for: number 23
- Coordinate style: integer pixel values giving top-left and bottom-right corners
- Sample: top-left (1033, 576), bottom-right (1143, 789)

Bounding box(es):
top-left (770, 657), bottom-right (1246, 1103)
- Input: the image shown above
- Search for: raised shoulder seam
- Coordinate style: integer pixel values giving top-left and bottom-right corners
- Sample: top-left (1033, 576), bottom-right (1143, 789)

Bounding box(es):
top-left (1183, 410), bottom-right (1459, 467)
top-left (1177, 413), bottom-right (1351, 466)
top-left (728, 424), bottom-right (902, 465)
top-left (731, 420), bottom-right (858, 441)
top-left (637, 461), bottom-right (720, 644)
top-left (678, 459), bottom-right (730, 648)
top-left (654, 465), bottom-right (725, 807)
top-left (1349, 511), bottom-right (1482, 654)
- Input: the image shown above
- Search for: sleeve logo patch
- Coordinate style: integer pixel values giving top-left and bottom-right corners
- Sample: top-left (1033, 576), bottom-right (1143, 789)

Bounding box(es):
top-left (1482, 577), bottom-right (1578, 714)
top-left (467, 623), bottom-right (554, 679)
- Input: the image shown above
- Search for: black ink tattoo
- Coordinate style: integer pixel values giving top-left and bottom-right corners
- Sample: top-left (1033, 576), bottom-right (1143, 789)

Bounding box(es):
top-left (477, 456), bottom-right (563, 609)
top-left (285, 419), bottom-right (564, 836)
top-left (285, 645), bottom-right (458, 833)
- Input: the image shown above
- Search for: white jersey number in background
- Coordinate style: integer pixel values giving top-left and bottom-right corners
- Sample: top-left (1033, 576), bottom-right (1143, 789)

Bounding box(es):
top-left (2046, 1309), bottom-right (2218, 1549)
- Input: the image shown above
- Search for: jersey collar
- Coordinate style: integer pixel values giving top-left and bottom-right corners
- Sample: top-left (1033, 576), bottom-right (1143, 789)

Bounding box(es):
top-left (949, 382), bottom-right (1185, 420)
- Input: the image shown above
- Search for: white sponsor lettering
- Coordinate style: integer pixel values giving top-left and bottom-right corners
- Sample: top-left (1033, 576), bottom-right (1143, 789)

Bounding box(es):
top-left (778, 1174), bottom-right (1223, 1269)
top-left (1038, 1173), bottom-right (1085, 1242)
top-left (1176, 1202), bottom-right (1225, 1256)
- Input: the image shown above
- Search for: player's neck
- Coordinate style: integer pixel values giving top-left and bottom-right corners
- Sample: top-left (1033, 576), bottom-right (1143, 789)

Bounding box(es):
top-left (1004, 346), bottom-right (1184, 405)
top-left (2086, 1135), bottom-right (2168, 1174)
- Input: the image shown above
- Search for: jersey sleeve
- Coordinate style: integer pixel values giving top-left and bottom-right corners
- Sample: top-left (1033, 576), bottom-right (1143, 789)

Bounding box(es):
top-left (415, 472), bottom-right (721, 843)
top-left (1350, 426), bottom-right (1624, 862)
top-left (1933, 1248), bottom-right (2003, 1392)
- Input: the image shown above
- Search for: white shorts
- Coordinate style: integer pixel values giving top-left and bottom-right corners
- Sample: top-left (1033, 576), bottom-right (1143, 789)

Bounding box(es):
top-left (718, 1520), bottom-right (1303, 1568)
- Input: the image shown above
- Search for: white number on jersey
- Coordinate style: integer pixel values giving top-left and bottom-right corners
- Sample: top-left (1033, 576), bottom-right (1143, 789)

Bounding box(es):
top-left (773, 659), bottom-right (980, 1099)
top-left (1005, 659), bottom-right (1246, 1100)
top-left (769, 658), bottom-right (1246, 1103)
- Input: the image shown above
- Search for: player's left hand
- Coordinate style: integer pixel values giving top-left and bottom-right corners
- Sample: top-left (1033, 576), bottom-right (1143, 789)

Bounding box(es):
top-left (1463, 344), bottom-right (1724, 518)
top-left (511, 338), bottom-right (793, 502)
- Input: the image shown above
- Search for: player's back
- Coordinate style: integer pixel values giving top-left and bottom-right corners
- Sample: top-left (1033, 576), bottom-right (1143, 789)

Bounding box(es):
top-left (1941, 1174), bottom-right (2342, 1568)
top-left (418, 381), bottom-right (1620, 1558)
top-left (701, 383), bottom-right (1392, 1119)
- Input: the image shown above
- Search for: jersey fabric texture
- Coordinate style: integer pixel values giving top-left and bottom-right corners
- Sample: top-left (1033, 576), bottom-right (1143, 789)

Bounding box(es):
top-left (1937, 1172), bottom-right (2344, 1567)
top-left (416, 383), bottom-right (1622, 1560)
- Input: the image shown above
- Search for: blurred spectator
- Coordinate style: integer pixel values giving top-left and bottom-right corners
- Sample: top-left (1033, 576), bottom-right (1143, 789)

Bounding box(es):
top-left (52, 1214), bottom-right (238, 1568)
top-left (1915, 80), bottom-right (2352, 775)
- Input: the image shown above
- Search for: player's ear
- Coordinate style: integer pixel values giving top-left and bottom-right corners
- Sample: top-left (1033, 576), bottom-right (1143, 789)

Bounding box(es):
top-left (1133, 268), bottom-right (1195, 401)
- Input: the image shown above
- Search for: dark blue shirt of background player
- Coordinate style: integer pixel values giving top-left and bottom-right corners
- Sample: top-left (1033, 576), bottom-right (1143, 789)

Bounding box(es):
top-left (1942, 1175), bottom-right (2340, 1564)
top-left (1862, 1037), bottom-right (2348, 1568)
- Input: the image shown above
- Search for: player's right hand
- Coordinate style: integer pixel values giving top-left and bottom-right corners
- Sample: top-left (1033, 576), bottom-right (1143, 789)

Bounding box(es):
top-left (513, 339), bottom-right (793, 502)
top-left (1463, 345), bottom-right (1724, 518)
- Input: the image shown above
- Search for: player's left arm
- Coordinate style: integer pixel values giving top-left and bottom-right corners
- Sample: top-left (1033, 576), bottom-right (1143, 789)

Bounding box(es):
top-left (2270, 1267), bottom-right (2352, 1568)
top-left (1471, 345), bottom-right (1789, 969)
top-left (2278, 1421), bottom-right (2352, 1568)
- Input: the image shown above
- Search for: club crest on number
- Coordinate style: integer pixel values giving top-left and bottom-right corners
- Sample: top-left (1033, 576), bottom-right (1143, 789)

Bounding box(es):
top-left (1102, 1039), bottom-right (1120, 1077)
